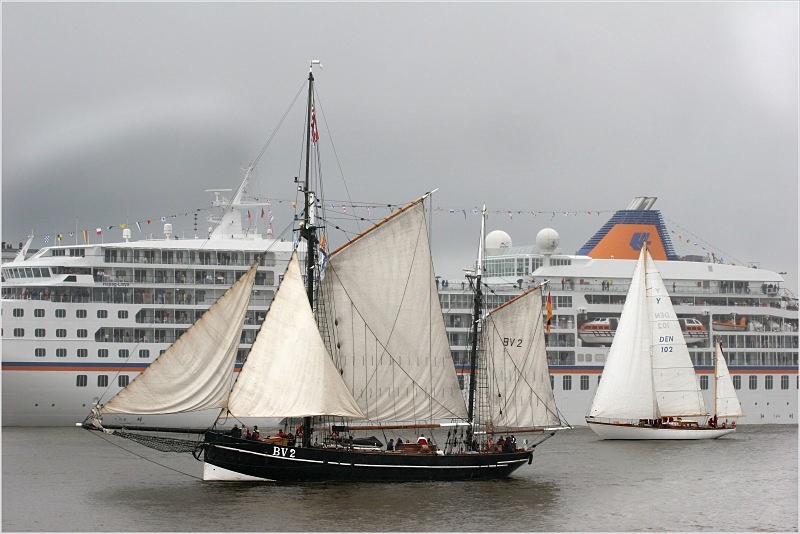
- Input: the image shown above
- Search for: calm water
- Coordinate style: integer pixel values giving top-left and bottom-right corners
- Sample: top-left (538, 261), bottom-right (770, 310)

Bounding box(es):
top-left (2, 425), bottom-right (797, 532)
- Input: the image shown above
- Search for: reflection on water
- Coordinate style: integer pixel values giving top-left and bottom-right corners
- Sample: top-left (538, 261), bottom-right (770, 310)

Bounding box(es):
top-left (2, 425), bottom-right (797, 532)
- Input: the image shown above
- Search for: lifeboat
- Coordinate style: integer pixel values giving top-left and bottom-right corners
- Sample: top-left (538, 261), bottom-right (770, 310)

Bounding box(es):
top-left (678, 318), bottom-right (708, 345)
top-left (580, 317), bottom-right (708, 345)
top-left (713, 315), bottom-right (747, 331)
top-left (578, 318), bottom-right (618, 345)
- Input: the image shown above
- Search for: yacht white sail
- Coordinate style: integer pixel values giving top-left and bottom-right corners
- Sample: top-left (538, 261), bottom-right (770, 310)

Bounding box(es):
top-left (585, 245), bottom-right (741, 439)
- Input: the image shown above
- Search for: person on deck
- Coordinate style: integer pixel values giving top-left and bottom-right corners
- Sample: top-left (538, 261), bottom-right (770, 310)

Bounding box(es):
top-left (386, 439), bottom-right (394, 451)
top-left (277, 428), bottom-right (289, 439)
top-left (417, 434), bottom-right (429, 444)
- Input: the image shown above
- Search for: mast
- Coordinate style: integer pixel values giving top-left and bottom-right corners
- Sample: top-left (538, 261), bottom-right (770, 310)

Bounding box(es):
top-left (466, 206), bottom-right (486, 433)
top-left (299, 60), bottom-right (321, 448)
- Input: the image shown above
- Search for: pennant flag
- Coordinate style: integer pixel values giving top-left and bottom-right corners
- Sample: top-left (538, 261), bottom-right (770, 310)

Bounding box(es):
top-left (96, 228), bottom-right (102, 235)
top-left (120, 223), bottom-right (127, 229)
top-left (82, 230), bottom-right (88, 244)
top-left (247, 210), bottom-right (252, 220)
top-left (136, 221), bottom-right (142, 232)
top-left (318, 233), bottom-right (328, 279)
top-left (161, 217), bottom-right (166, 222)
top-left (260, 208), bottom-right (265, 219)
top-left (69, 232), bottom-right (75, 238)
top-left (57, 233), bottom-right (63, 242)
top-left (546, 292), bottom-right (553, 333)
top-left (43, 235), bottom-right (50, 244)
top-left (311, 105), bottom-right (319, 143)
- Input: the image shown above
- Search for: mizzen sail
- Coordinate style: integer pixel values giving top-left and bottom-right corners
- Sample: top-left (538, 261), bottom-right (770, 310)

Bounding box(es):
top-left (483, 287), bottom-right (563, 429)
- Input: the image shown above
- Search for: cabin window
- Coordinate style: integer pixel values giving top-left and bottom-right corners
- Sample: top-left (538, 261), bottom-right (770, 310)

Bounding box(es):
top-left (699, 375), bottom-right (709, 390)
top-left (139, 349), bottom-right (150, 359)
top-left (76, 309), bottom-right (87, 318)
top-left (765, 375), bottom-right (774, 390)
top-left (56, 329), bottom-right (66, 338)
top-left (34, 348), bottom-right (46, 357)
top-left (562, 375), bottom-right (572, 391)
top-left (13, 328), bottom-right (24, 337)
top-left (733, 375), bottom-right (742, 390)
top-left (77, 329), bottom-right (88, 338)
top-left (13, 308), bottom-right (23, 318)
top-left (76, 375), bottom-right (88, 387)
top-left (580, 375), bottom-right (589, 390)
top-left (118, 349), bottom-right (129, 359)
top-left (34, 329), bottom-right (46, 338)
top-left (56, 349), bottom-right (67, 357)
top-left (98, 349), bottom-right (109, 358)
top-left (55, 309), bottom-right (66, 318)
top-left (98, 375), bottom-right (109, 387)
top-left (118, 376), bottom-right (129, 387)
top-left (595, 354), bottom-right (605, 362)
top-left (97, 310), bottom-right (108, 319)
top-left (748, 375), bottom-right (758, 390)
top-left (77, 349), bottom-right (88, 358)
top-left (781, 375), bottom-right (789, 389)
top-left (34, 309), bottom-right (45, 318)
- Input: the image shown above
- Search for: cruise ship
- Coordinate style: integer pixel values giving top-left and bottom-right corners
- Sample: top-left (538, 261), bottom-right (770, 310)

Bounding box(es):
top-left (2, 191), bottom-right (797, 427)
top-left (439, 197), bottom-right (798, 427)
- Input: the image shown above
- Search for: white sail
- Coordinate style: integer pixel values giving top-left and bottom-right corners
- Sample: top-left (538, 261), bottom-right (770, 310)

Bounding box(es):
top-left (714, 341), bottom-right (744, 418)
top-left (101, 262), bottom-right (258, 415)
top-left (646, 252), bottom-right (708, 417)
top-left (225, 253), bottom-right (364, 419)
top-left (322, 198), bottom-right (469, 422)
top-left (587, 247), bottom-right (658, 420)
top-left (483, 288), bottom-right (563, 428)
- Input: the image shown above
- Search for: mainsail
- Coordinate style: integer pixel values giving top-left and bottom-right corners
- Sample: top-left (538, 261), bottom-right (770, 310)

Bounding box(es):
top-left (225, 252), bottom-right (364, 419)
top-left (482, 288), bottom-right (563, 429)
top-left (587, 247), bottom-right (657, 420)
top-left (321, 198), bottom-right (468, 422)
top-left (100, 262), bottom-right (258, 415)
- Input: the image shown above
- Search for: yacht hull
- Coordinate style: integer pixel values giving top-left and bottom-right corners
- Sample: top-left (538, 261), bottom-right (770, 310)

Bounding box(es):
top-left (586, 420), bottom-right (736, 440)
top-left (202, 432), bottom-right (533, 482)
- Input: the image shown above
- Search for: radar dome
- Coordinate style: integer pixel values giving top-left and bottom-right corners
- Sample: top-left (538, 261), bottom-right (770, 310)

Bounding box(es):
top-left (536, 228), bottom-right (559, 252)
top-left (485, 230), bottom-right (512, 256)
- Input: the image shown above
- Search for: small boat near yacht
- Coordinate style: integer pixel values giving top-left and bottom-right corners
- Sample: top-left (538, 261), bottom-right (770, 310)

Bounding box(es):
top-left (585, 245), bottom-right (742, 440)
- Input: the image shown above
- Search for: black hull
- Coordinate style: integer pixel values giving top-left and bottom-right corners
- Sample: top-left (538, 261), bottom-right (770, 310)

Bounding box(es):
top-left (202, 432), bottom-right (533, 482)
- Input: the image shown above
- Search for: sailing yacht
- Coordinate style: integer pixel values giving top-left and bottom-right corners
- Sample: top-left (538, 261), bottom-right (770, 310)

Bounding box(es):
top-left (84, 62), bottom-right (569, 482)
top-left (585, 245), bottom-right (742, 439)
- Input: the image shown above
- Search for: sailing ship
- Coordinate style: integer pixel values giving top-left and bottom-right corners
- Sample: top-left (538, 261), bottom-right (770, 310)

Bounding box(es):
top-left (585, 245), bottom-right (743, 440)
top-left (84, 62), bottom-right (569, 481)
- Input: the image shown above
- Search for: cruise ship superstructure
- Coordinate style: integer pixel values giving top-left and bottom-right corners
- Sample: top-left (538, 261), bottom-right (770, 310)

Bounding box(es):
top-left (2, 194), bottom-right (797, 427)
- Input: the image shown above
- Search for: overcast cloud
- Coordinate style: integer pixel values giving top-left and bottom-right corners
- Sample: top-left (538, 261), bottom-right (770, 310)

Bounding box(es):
top-left (2, 2), bottom-right (797, 291)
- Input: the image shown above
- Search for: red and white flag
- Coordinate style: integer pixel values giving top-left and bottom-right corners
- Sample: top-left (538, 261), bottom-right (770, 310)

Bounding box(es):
top-left (311, 106), bottom-right (319, 144)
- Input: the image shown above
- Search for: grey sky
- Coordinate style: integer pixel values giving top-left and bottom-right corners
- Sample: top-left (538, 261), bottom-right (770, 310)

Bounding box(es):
top-left (2, 2), bottom-right (798, 291)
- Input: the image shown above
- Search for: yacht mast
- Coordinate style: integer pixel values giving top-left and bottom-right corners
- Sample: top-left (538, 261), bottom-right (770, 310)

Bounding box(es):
top-left (299, 60), bottom-right (321, 448)
top-left (466, 206), bottom-right (486, 436)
